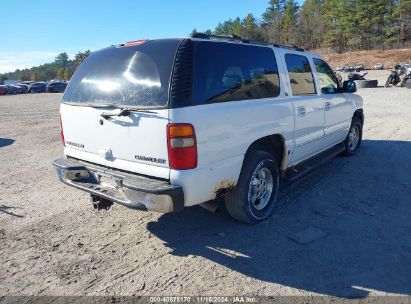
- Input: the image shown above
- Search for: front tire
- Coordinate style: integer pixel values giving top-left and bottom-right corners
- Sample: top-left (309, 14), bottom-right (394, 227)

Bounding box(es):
top-left (385, 76), bottom-right (392, 87)
top-left (342, 117), bottom-right (363, 156)
top-left (225, 150), bottom-right (280, 224)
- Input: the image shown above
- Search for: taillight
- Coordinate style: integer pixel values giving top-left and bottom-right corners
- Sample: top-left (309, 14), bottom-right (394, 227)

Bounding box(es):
top-left (59, 113), bottom-right (65, 146)
top-left (167, 123), bottom-right (197, 170)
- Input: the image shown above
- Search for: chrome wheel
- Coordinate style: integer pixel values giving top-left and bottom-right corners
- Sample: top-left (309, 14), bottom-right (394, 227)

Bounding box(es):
top-left (248, 162), bottom-right (274, 211)
top-left (348, 125), bottom-right (360, 151)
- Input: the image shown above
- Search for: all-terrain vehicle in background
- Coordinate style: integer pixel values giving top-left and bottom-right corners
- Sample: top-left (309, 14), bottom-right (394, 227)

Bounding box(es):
top-left (347, 69), bottom-right (367, 81)
top-left (53, 34), bottom-right (363, 224)
top-left (400, 64), bottom-right (411, 87)
top-left (353, 64), bottom-right (365, 71)
top-left (385, 64), bottom-right (406, 87)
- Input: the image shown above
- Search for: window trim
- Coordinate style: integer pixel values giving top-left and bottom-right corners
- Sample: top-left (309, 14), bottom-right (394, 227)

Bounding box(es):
top-left (284, 53), bottom-right (317, 97)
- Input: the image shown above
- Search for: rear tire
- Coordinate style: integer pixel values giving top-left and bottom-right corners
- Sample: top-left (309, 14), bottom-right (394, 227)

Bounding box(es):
top-left (385, 76), bottom-right (392, 87)
top-left (342, 117), bottom-right (363, 156)
top-left (225, 150), bottom-right (280, 224)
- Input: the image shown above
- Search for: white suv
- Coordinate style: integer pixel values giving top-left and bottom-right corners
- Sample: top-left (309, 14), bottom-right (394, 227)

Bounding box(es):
top-left (53, 34), bottom-right (363, 224)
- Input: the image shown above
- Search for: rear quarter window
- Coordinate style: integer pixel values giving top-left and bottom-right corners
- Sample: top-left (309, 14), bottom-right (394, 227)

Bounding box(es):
top-left (192, 42), bottom-right (280, 105)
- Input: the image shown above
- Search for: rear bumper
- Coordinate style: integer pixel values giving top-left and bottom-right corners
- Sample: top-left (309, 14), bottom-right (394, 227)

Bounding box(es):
top-left (52, 157), bottom-right (184, 213)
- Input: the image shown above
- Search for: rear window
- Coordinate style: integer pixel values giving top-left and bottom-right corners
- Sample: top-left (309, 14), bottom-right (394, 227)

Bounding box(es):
top-left (63, 39), bottom-right (181, 108)
top-left (192, 42), bottom-right (280, 105)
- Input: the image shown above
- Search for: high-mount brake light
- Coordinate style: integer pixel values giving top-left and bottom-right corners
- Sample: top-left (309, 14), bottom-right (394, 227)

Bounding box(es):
top-left (123, 40), bottom-right (149, 47)
top-left (167, 124), bottom-right (197, 170)
top-left (59, 113), bottom-right (65, 146)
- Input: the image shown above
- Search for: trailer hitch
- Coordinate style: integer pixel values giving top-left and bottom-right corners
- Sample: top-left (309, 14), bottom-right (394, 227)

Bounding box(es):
top-left (90, 195), bottom-right (114, 211)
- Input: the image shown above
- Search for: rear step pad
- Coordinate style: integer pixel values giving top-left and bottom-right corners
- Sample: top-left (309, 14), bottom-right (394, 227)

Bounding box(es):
top-left (283, 143), bottom-right (345, 182)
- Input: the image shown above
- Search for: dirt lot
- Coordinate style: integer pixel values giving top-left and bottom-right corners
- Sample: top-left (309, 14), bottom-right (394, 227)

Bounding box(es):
top-left (317, 48), bottom-right (411, 70)
top-left (1, 71), bottom-right (411, 298)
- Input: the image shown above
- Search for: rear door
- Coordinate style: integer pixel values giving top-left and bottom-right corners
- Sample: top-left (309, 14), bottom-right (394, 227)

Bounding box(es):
top-left (283, 53), bottom-right (326, 165)
top-left (61, 39), bottom-right (182, 179)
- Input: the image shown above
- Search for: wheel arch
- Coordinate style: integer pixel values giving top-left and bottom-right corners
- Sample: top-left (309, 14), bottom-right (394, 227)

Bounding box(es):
top-left (245, 134), bottom-right (286, 171)
top-left (353, 108), bottom-right (364, 125)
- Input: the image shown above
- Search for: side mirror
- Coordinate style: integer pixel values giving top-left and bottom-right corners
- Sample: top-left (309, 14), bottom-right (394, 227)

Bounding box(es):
top-left (321, 87), bottom-right (336, 94)
top-left (343, 80), bottom-right (357, 93)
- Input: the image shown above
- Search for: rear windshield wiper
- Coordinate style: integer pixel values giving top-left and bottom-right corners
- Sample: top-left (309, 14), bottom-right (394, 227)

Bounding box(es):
top-left (100, 108), bottom-right (158, 120)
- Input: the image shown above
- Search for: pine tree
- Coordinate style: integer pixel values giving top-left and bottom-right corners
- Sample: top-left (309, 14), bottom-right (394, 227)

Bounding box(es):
top-left (396, 0), bottom-right (411, 47)
top-left (262, 0), bottom-right (287, 43)
top-left (384, 0), bottom-right (400, 48)
top-left (299, 0), bottom-right (324, 49)
top-left (282, 0), bottom-right (299, 44)
top-left (54, 53), bottom-right (69, 68)
top-left (242, 14), bottom-right (265, 41)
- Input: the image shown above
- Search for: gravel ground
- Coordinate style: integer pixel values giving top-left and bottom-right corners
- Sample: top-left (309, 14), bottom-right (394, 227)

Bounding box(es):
top-left (1, 71), bottom-right (411, 298)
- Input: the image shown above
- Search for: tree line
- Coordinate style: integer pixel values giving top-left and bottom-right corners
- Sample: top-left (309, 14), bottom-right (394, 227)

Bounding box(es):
top-left (2, 0), bottom-right (410, 83)
top-left (0, 50), bottom-right (91, 83)
top-left (193, 0), bottom-right (411, 53)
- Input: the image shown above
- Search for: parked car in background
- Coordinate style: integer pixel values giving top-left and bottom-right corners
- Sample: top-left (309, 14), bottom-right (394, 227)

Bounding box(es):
top-left (11, 84), bottom-right (28, 94)
top-left (373, 63), bottom-right (384, 70)
top-left (16, 84), bottom-right (30, 93)
top-left (18, 81), bottom-right (34, 86)
top-left (28, 82), bottom-right (47, 93)
top-left (4, 85), bottom-right (19, 95)
top-left (46, 81), bottom-right (68, 93)
top-left (0, 86), bottom-right (8, 95)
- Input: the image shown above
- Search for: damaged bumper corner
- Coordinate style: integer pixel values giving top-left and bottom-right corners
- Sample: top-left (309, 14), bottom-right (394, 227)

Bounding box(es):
top-left (52, 157), bottom-right (184, 213)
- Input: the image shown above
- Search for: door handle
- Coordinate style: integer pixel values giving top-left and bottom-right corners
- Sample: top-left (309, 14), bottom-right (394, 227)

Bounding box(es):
top-left (325, 102), bottom-right (332, 111)
top-left (297, 106), bottom-right (306, 117)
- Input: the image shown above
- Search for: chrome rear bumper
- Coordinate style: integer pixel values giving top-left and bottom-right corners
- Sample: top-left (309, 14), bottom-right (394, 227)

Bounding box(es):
top-left (53, 157), bottom-right (184, 213)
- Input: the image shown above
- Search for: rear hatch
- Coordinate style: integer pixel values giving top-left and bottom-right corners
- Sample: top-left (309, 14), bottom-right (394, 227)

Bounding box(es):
top-left (60, 39), bottom-right (182, 179)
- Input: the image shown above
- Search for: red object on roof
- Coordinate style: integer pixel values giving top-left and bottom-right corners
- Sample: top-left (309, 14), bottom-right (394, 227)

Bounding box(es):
top-left (123, 40), bottom-right (149, 47)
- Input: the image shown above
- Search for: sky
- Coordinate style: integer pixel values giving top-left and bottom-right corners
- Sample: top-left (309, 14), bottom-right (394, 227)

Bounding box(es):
top-left (0, 0), bottom-right (283, 73)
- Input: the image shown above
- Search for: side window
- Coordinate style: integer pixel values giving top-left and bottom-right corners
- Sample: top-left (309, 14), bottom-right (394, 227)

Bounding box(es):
top-left (285, 54), bottom-right (316, 96)
top-left (192, 42), bottom-right (280, 105)
top-left (313, 58), bottom-right (339, 94)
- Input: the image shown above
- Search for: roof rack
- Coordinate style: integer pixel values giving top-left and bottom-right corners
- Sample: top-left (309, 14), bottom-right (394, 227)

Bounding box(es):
top-left (271, 43), bottom-right (304, 52)
top-left (191, 33), bottom-right (249, 43)
top-left (190, 33), bottom-right (304, 52)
